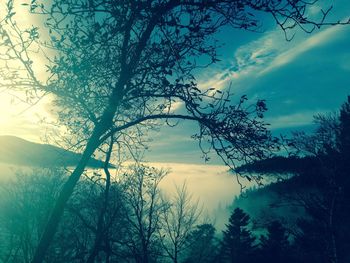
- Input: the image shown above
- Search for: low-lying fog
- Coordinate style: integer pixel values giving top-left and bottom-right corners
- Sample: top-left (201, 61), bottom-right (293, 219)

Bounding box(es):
top-left (0, 162), bottom-right (256, 229)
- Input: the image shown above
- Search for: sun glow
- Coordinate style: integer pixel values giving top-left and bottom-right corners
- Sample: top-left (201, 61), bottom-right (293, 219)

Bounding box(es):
top-left (0, 2), bottom-right (54, 143)
top-left (0, 91), bottom-right (51, 142)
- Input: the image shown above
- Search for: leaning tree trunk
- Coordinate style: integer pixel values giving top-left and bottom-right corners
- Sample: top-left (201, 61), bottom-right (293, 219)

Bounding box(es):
top-left (31, 6), bottom-right (164, 262)
top-left (31, 109), bottom-right (116, 263)
top-left (31, 66), bottom-right (127, 262)
top-left (31, 132), bottom-right (102, 263)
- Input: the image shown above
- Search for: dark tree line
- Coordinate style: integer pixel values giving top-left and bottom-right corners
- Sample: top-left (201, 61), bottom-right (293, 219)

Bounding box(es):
top-left (288, 96), bottom-right (350, 263)
top-left (233, 96), bottom-right (350, 263)
top-left (0, 169), bottom-right (320, 263)
top-left (219, 208), bottom-right (294, 263)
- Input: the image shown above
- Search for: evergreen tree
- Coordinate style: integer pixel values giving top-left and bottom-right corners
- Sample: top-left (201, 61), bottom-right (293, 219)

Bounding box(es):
top-left (259, 220), bottom-right (292, 263)
top-left (294, 218), bottom-right (329, 263)
top-left (335, 96), bottom-right (350, 263)
top-left (220, 208), bottom-right (256, 263)
top-left (291, 96), bottom-right (350, 263)
top-left (184, 224), bottom-right (218, 263)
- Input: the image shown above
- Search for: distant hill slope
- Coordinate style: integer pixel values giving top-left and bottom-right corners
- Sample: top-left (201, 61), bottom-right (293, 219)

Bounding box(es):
top-left (233, 156), bottom-right (322, 225)
top-left (236, 156), bottom-right (318, 175)
top-left (0, 136), bottom-right (105, 168)
top-left (232, 176), bottom-right (308, 226)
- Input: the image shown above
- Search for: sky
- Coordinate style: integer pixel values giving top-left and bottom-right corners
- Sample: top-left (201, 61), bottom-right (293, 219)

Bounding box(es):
top-left (0, 0), bottom-right (349, 214)
top-left (145, 0), bottom-right (350, 165)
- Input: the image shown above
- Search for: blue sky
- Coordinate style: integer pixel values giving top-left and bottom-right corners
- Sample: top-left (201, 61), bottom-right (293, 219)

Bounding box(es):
top-left (145, 0), bottom-right (350, 164)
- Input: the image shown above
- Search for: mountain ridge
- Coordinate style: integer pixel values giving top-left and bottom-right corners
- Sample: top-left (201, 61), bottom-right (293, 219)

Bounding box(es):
top-left (0, 135), bottom-right (105, 168)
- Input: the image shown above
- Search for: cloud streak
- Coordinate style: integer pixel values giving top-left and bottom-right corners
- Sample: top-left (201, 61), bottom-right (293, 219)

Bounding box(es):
top-left (265, 110), bottom-right (329, 130)
top-left (197, 20), bottom-right (350, 95)
top-left (260, 26), bottom-right (347, 75)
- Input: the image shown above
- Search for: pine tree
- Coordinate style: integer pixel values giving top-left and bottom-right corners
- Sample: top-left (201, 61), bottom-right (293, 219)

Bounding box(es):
top-left (220, 208), bottom-right (256, 263)
top-left (259, 220), bottom-right (291, 263)
top-left (184, 224), bottom-right (218, 263)
top-left (294, 218), bottom-right (329, 263)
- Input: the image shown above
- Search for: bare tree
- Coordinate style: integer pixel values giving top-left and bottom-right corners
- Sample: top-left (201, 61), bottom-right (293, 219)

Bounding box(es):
top-left (0, 1), bottom-right (348, 261)
top-left (54, 166), bottom-right (128, 262)
top-left (0, 168), bottom-right (65, 263)
top-left (159, 183), bottom-right (201, 263)
top-left (121, 164), bottom-right (167, 263)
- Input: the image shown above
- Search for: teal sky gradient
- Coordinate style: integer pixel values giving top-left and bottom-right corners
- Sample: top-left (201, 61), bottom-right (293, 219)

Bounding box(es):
top-left (145, 0), bottom-right (350, 164)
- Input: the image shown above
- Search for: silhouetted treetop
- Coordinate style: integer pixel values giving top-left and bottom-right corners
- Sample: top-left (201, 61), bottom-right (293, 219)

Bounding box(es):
top-left (221, 207), bottom-right (256, 263)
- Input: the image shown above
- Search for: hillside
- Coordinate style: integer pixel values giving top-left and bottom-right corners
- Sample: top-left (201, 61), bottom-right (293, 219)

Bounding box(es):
top-left (0, 136), bottom-right (105, 168)
top-left (232, 155), bottom-right (329, 226)
top-left (236, 156), bottom-right (318, 175)
top-left (232, 175), bottom-right (308, 227)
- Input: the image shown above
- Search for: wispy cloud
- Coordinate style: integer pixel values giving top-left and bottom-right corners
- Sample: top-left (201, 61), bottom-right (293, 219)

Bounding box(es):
top-left (265, 110), bottom-right (328, 130)
top-left (260, 26), bottom-right (346, 75)
top-left (197, 28), bottom-right (288, 92)
top-left (198, 21), bottom-right (349, 94)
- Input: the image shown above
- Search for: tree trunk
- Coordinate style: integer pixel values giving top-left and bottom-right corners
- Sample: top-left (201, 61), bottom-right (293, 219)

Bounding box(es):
top-left (86, 138), bottom-right (114, 263)
top-left (31, 130), bottom-right (104, 263)
top-left (31, 82), bottom-right (123, 263)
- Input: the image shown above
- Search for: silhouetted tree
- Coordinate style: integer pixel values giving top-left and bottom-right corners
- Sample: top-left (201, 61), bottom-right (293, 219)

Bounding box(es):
top-left (336, 96), bottom-right (350, 263)
top-left (84, 137), bottom-right (116, 263)
top-left (293, 217), bottom-right (330, 263)
top-left (220, 208), bottom-right (256, 263)
top-left (0, 167), bottom-right (132, 263)
top-left (0, 1), bottom-right (347, 261)
top-left (159, 183), bottom-right (201, 263)
top-left (259, 220), bottom-right (292, 263)
top-left (289, 97), bottom-right (350, 263)
top-left (64, 172), bottom-right (128, 263)
top-left (121, 164), bottom-right (167, 263)
top-left (235, 96), bottom-right (350, 263)
top-left (184, 223), bottom-right (218, 263)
